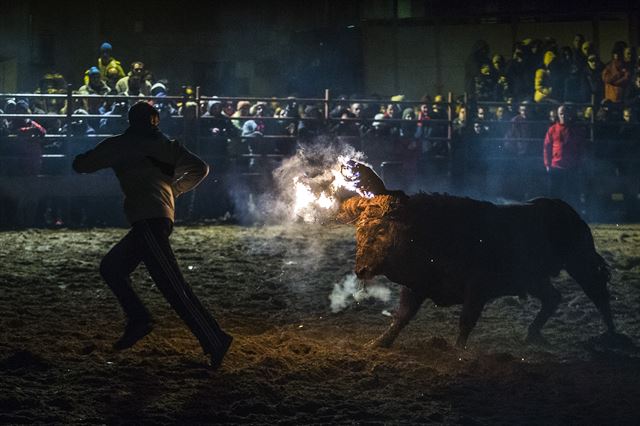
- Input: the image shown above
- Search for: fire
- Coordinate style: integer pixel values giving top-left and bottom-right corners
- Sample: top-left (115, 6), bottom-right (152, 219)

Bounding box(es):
top-left (291, 156), bottom-right (372, 222)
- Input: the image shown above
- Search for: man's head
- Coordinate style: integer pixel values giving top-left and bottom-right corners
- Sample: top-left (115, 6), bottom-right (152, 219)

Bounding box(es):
top-left (492, 54), bottom-right (504, 71)
top-left (100, 42), bottom-right (113, 61)
top-left (131, 61), bottom-right (145, 77)
top-left (543, 51), bottom-right (556, 67)
top-left (557, 104), bottom-right (576, 125)
top-left (350, 102), bottom-right (363, 118)
top-left (88, 67), bottom-right (101, 88)
top-left (612, 41), bottom-right (627, 60)
top-left (128, 101), bottom-right (159, 130)
top-left (476, 106), bottom-right (486, 121)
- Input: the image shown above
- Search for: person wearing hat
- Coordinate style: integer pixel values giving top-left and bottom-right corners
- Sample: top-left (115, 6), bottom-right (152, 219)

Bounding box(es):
top-left (602, 41), bottom-right (631, 103)
top-left (78, 66), bottom-right (113, 116)
top-left (97, 42), bottom-right (125, 81)
top-left (534, 51), bottom-right (557, 102)
top-left (72, 101), bottom-right (233, 369)
top-left (231, 101), bottom-right (251, 131)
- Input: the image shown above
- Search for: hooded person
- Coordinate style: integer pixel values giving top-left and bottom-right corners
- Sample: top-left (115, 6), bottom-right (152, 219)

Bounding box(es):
top-left (72, 101), bottom-right (233, 369)
top-left (534, 51), bottom-right (557, 102)
top-left (602, 41), bottom-right (631, 103)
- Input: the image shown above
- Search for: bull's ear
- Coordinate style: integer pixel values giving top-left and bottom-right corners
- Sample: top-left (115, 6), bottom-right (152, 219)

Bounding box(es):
top-left (336, 196), bottom-right (368, 224)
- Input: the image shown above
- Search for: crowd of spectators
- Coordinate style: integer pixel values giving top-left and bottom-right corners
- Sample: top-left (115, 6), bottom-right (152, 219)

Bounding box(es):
top-left (1, 37), bottom-right (639, 204)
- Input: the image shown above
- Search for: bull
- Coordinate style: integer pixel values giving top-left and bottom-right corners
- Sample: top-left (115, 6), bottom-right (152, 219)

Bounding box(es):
top-left (337, 163), bottom-right (618, 348)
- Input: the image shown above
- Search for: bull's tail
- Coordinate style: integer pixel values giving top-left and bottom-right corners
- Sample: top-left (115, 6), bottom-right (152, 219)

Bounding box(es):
top-left (539, 198), bottom-right (616, 333)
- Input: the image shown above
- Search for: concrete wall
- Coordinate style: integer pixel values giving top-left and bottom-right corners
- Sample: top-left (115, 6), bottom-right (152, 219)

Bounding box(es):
top-left (361, 15), bottom-right (631, 99)
top-left (0, 2), bottom-right (634, 100)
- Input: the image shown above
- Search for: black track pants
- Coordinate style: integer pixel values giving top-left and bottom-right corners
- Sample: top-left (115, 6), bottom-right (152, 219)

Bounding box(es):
top-left (99, 218), bottom-right (229, 355)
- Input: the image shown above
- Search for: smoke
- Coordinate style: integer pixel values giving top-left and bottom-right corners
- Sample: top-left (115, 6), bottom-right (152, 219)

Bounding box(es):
top-left (329, 273), bottom-right (391, 313)
top-left (272, 138), bottom-right (367, 223)
top-left (229, 137), bottom-right (368, 224)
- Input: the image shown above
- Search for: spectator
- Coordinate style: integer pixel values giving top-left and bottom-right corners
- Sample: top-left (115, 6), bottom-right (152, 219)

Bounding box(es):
top-left (298, 104), bottom-right (326, 141)
top-left (544, 104), bottom-right (587, 210)
top-left (624, 74), bottom-right (640, 119)
top-left (5, 99), bottom-right (46, 176)
top-left (534, 50), bottom-right (558, 102)
top-left (552, 46), bottom-right (574, 101)
top-left (99, 101), bottom-right (129, 135)
top-left (396, 107), bottom-right (419, 191)
top-left (585, 53), bottom-right (605, 105)
top-left (242, 102), bottom-right (267, 138)
top-left (572, 34), bottom-right (586, 67)
top-left (122, 75), bottom-right (144, 97)
top-left (465, 40), bottom-right (491, 98)
top-left (505, 101), bottom-right (539, 157)
top-left (96, 42), bottom-right (125, 82)
top-left (602, 41), bottom-right (630, 103)
top-left (105, 66), bottom-right (122, 92)
top-left (492, 105), bottom-right (510, 138)
top-left (506, 44), bottom-right (529, 102)
top-left (78, 66), bottom-right (112, 115)
top-left (231, 101), bottom-right (251, 132)
top-left (474, 63), bottom-right (497, 101)
top-left (202, 98), bottom-right (238, 139)
top-left (61, 109), bottom-right (96, 136)
top-left (564, 64), bottom-right (591, 103)
top-left (115, 62), bottom-right (152, 95)
top-left (330, 109), bottom-right (360, 138)
top-left (6, 99), bottom-right (47, 138)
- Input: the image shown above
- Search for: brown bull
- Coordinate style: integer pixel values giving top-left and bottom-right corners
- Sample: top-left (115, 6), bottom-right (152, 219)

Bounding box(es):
top-left (337, 192), bottom-right (618, 348)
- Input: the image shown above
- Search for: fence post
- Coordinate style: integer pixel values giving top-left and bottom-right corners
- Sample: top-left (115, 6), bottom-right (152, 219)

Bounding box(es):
top-left (447, 91), bottom-right (453, 141)
top-left (324, 89), bottom-right (330, 120)
top-left (65, 84), bottom-right (73, 138)
top-left (195, 86), bottom-right (201, 155)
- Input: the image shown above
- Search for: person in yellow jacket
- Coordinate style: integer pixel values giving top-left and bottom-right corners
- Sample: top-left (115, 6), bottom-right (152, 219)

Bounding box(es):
top-left (534, 50), bottom-right (556, 102)
top-left (84, 42), bottom-right (126, 85)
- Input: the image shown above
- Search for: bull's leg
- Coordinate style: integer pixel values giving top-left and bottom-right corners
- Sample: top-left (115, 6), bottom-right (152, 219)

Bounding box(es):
top-left (566, 259), bottom-right (617, 335)
top-left (525, 279), bottom-right (561, 345)
top-left (456, 297), bottom-right (486, 349)
top-left (366, 286), bottom-right (425, 348)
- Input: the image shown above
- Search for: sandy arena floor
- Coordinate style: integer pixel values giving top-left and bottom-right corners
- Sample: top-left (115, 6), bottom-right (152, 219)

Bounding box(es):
top-left (1, 223), bottom-right (639, 424)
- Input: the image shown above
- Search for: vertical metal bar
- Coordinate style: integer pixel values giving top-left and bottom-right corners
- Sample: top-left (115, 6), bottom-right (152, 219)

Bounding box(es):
top-left (324, 88), bottom-right (330, 120)
top-left (182, 86), bottom-right (188, 147)
top-left (195, 86), bottom-right (201, 155)
top-left (392, 0), bottom-right (399, 93)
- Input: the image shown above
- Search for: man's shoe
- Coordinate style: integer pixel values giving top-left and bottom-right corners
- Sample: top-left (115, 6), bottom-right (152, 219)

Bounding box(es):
top-left (209, 332), bottom-right (233, 370)
top-left (113, 321), bottom-right (153, 351)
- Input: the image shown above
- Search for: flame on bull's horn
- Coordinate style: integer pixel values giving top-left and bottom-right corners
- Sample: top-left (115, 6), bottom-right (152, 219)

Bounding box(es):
top-left (291, 156), bottom-right (364, 222)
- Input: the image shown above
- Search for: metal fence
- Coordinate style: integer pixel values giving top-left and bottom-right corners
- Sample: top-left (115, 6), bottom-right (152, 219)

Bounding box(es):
top-left (1, 89), bottom-right (639, 226)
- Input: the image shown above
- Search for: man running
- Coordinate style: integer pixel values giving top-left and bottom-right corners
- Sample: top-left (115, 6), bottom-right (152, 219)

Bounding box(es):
top-left (73, 101), bottom-right (232, 369)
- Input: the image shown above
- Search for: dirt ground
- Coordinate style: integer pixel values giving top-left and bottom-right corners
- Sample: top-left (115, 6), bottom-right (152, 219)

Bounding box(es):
top-left (1, 223), bottom-right (639, 425)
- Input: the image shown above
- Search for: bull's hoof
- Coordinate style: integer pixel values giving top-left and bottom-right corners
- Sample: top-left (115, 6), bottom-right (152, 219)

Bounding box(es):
top-left (364, 336), bottom-right (393, 349)
top-left (525, 331), bottom-right (550, 347)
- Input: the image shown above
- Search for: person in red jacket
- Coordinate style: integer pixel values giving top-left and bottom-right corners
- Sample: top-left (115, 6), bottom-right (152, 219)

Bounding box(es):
top-left (72, 101), bottom-right (232, 369)
top-left (543, 103), bottom-right (587, 211)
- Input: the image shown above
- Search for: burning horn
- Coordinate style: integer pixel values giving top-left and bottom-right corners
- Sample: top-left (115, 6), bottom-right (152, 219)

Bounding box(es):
top-left (342, 160), bottom-right (389, 197)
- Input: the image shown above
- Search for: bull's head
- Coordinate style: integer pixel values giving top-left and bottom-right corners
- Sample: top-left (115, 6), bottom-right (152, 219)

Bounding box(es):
top-left (338, 195), bottom-right (410, 280)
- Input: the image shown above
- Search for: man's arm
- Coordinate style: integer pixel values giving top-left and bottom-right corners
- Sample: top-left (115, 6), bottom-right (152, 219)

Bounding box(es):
top-left (543, 128), bottom-right (553, 170)
top-left (172, 146), bottom-right (209, 197)
top-left (72, 138), bottom-right (117, 173)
